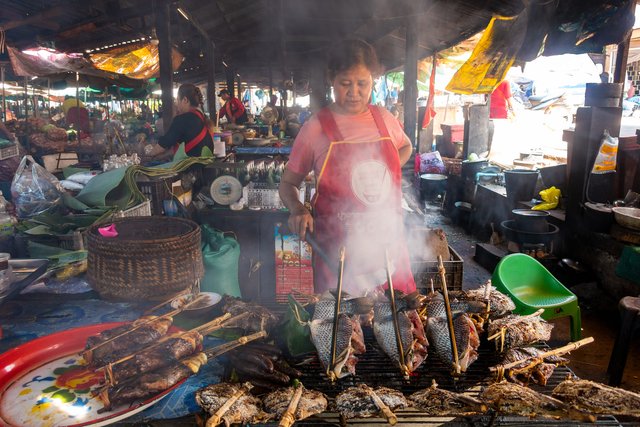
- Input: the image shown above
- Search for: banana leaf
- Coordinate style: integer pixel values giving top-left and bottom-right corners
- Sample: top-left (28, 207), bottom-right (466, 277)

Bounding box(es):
top-left (27, 241), bottom-right (87, 270)
top-left (281, 294), bottom-right (315, 356)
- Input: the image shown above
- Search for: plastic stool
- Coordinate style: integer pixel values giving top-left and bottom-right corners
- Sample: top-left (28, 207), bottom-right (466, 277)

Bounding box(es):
top-left (607, 296), bottom-right (640, 386)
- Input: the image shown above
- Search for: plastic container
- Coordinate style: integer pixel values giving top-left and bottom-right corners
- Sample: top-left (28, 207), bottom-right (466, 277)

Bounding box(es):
top-left (504, 169), bottom-right (539, 202)
top-left (0, 253), bottom-right (14, 293)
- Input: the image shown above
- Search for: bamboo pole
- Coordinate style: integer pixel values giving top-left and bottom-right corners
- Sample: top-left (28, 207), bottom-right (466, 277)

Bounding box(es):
top-left (363, 385), bottom-right (397, 425)
top-left (328, 246), bottom-right (346, 381)
top-left (279, 385), bottom-right (304, 427)
top-left (385, 249), bottom-right (407, 376)
top-left (204, 330), bottom-right (267, 359)
top-left (489, 337), bottom-right (594, 372)
top-left (438, 255), bottom-right (460, 374)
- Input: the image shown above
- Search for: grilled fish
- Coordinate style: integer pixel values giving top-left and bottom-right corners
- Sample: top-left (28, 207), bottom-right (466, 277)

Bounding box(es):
top-left (262, 386), bottom-right (328, 422)
top-left (552, 378), bottom-right (640, 418)
top-left (409, 381), bottom-right (487, 416)
top-left (459, 283), bottom-right (516, 318)
top-left (221, 295), bottom-right (279, 333)
top-left (501, 347), bottom-right (568, 386)
top-left (309, 292), bottom-right (371, 379)
top-left (424, 292), bottom-right (480, 372)
top-left (424, 291), bottom-right (483, 319)
top-left (488, 313), bottom-right (553, 351)
top-left (372, 291), bottom-right (428, 374)
top-left (335, 384), bottom-right (408, 419)
top-left (196, 382), bottom-right (266, 427)
top-left (481, 381), bottom-right (595, 422)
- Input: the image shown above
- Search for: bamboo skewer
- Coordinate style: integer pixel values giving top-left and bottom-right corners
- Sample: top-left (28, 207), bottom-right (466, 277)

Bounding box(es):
top-left (385, 249), bottom-right (408, 377)
top-left (206, 383), bottom-right (253, 427)
top-left (99, 313), bottom-right (235, 370)
top-left (143, 289), bottom-right (191, 315)
top-left (205, 330), bottom-right (267, 359)
top-left (279, 385), bottom-right (304, 427)
top-left (489, 337), bottom-right (594, 372)
top-left (438, 255), bottom-right (460, 375)
top-left (328, 246), bottom-right (346, 381)
top-left (363, 385), bottom-right (398, 426)
top-left (83, 293), bottom-right (208, 358)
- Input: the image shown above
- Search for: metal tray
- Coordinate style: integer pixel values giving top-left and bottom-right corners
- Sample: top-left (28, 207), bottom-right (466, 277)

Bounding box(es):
top-left (0, 259), bottom-right (49, 305)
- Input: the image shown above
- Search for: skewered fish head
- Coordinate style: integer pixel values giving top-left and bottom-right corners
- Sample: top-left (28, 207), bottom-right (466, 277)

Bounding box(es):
top-left (552, 378), bottom-right (640, 418)
top-left (409, 381), bottom-right (487, 416)
top-left (263, 386), bottom-right (328, 422)
top-left (196, 382), bottom-right (267, 427)
top-left (335, 385), bottom-right (408, 419)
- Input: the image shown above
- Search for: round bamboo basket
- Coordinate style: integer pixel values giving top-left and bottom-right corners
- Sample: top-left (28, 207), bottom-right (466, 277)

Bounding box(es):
top-left (86, 217), bottom-right (204, 301)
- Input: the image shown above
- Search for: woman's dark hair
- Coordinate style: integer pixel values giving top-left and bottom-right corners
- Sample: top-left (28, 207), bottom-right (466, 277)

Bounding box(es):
top-left (178, 84), bottom-right (204, 108)
top-left (327, 39), bottom-right (381, 81)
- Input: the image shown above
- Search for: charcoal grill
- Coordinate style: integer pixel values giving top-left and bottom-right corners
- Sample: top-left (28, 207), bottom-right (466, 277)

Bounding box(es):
top-left (232, 326), bottom-right (623, 426)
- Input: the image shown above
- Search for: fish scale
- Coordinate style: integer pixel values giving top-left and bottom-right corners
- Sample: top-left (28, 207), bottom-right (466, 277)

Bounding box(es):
top-left (372, 301), bottom-right (413, 369)
top-left (427, 315), bottom-right (471, 364)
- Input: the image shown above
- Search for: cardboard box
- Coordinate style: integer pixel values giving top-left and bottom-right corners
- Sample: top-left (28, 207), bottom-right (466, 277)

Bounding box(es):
top-left (274, 224), bottom-right (314, 302)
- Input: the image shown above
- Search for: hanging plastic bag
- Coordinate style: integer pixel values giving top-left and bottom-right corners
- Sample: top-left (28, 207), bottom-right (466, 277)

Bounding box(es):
top-left (591, 130), bottom-right (618, 174)
top-left (533, 186), bottom-right (561, 210)
top-left (414, 151), bottom-right (446, 175)
top-left (11, 155), bottom-right (64, 218)
top-left (200, 224), bottom-right (241, 297)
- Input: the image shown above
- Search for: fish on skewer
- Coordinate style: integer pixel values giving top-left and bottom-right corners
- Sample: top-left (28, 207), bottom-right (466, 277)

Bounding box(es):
top-left (85, 317), bottom-right (173, 366)
top-left (409, 380), bottom-right (487, 416)
top-left (499, 347), bottom-right (569, 386)
top-left (480, 381), bottom-right (595, 422)
top-left (99, 353), bottom-right (208, 412)
top-left (488, 310), bottom-right (552, 352)
top-left (335, 384), bottom-right (408, 423)
top-left (309, 291), bottom-right (372, 379)
top-left (552, 378), bottom-right (640, 418)
top-left (262, 385), bottom-right (328, 425)
top-left (425, 292), bottom-right (479, 372)
top-left (452, 282), bottom-right (516, 318)
top-left (372, 290), bottom-right (428, 375)
top-left (196, 382), bottom-right (267, 427)
top-left (98, 331), bottom-right (267, 413)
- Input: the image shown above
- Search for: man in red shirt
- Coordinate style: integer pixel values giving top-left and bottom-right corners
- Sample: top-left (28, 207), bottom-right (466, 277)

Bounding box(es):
top-left (217, 89), bottom-right (248, 124)
top-left (490, 80), bottom-right (515, 119)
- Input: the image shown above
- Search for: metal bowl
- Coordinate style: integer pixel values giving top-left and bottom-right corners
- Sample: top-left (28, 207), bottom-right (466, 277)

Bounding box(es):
top-left (612, 207), bottom-right (640, 230)
top-left (245, 138), bottom-right (272, 147)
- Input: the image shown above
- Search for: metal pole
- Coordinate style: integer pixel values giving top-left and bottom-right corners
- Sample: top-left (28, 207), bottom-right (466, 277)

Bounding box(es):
top-left (24, 76), bottom-right (28, 118)
top-left (1, 66), bottom-right (5, 122)
top-left (47, 78), bottom-right (51, 118)
top-left (404, 12), bottom-right (419, 147)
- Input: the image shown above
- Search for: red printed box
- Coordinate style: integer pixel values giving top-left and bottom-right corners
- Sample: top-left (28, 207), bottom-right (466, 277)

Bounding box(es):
top-left (275, 224), bottom-right (314, 302)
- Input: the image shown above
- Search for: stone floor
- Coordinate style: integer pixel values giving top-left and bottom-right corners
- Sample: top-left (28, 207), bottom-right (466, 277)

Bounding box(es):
top-left (418, 196), bottom-right (640, 393)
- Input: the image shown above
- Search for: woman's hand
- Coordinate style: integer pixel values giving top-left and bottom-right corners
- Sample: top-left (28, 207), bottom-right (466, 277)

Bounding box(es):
top-left (279, 169), bottom-right (313, 240)
top-left (288, 206), bottom-right (314, 241)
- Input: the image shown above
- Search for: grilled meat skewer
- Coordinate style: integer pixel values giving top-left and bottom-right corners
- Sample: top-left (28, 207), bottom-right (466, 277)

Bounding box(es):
top-left (263, 385), bottom-right (328, 426)
top-left (481, 381), bottom-right (595, 422)
top-left (488, 310), bottom-right (553, 352)
top-left (335, 384), bottom-right (408, 421)
top-left (409, 381), bottom-right (487, 416)
top-left (196, 382), bottom-right (266, 427)
top-left (85, 317), bottom-right (173, 366)
top-left (552, 378), bottom-right (640, 418)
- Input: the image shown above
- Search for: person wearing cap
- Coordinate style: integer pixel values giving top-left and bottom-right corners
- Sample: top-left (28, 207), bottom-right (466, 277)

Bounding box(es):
top-left (217, 89), bottom-right (248, 125)
top-left (278, 39), bottom-right (415, 296)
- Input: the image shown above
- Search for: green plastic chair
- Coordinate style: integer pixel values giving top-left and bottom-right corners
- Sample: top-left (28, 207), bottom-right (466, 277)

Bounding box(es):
top-left (492, 253), bottom-right (582, 341)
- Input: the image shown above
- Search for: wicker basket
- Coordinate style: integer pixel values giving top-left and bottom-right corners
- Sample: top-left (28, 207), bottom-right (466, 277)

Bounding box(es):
top-left (86, 217), bottom-right (204, 301)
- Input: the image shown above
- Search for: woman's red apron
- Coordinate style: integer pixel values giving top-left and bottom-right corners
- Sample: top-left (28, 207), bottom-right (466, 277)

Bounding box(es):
top-left (311, 105), bottom-right (416, 295)
top-left (172, 109), bottom-right (210, 154)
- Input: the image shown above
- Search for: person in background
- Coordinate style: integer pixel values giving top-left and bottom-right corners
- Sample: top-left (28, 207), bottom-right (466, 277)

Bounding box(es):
top-left (152, 84), bottom-right (213, 157)
top-left (217, 89), bottom-right (248, 125)
top-left (279, 39), bottom-right (416, 296)
top-left (266, 93), bottom-right (283, 121)
top-left (489, 80), bottom-right (515, 119)
top-left (154, 108), bottom-right (164, 136)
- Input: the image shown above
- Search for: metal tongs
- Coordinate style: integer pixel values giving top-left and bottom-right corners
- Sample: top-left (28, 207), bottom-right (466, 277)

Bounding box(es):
top-left (385, 249), bottom-right (409, 377)
top-left (328, 246), bottom-right (346, 381)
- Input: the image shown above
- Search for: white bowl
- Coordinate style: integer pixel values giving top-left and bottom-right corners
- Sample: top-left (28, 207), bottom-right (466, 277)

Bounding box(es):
top-left (612, 207), bottom-right (640, 230)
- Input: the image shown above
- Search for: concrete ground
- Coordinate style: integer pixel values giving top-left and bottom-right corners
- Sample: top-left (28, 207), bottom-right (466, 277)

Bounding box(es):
top-left (416, 194), bottom-right (640, 393)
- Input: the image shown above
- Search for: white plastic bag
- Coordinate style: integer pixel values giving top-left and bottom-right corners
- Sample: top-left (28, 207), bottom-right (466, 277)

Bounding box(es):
top-left (591, 130), bottom-right (618, 174)
top-left (11, 155), bottom-right (64, 218)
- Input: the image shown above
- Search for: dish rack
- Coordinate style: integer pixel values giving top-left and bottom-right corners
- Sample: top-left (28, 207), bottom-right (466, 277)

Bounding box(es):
top-left (247, 182), bottom-right (305, 210)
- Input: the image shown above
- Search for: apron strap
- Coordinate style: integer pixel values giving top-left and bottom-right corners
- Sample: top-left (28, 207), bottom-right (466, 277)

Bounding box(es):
top-left (174, 109), bottom-right (210, 154)
top-left (368, 105), bottom-right (391, 139)
top-left (317, 107), bottom-right (344, 141)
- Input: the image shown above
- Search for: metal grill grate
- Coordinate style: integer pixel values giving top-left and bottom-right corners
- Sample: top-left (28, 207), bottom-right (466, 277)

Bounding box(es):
top-left (252, 329), bottom-right (621, 426)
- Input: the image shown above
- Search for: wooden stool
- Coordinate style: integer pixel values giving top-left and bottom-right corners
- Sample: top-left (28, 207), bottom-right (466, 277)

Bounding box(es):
top-left (607, 296), bottom-right (640, 386)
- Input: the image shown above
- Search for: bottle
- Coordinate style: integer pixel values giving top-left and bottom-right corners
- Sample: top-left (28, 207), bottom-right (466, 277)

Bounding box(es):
top-left (0, 253), bottom-right (13, 292)
top-left (213, 135), bottom-right (225, 158)
top-left (0, 195), bottom-right (15, 237)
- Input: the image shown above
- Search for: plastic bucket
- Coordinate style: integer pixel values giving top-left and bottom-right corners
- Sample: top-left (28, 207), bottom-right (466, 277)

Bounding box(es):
top-left (504, 169), bottom-right (539, 202)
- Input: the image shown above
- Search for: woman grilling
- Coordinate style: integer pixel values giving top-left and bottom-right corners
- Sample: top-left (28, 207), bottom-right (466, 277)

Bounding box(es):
top-left (279, 39), bottom-right (416, 296)
top-left (153, 84), bottom-right (214, 157)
